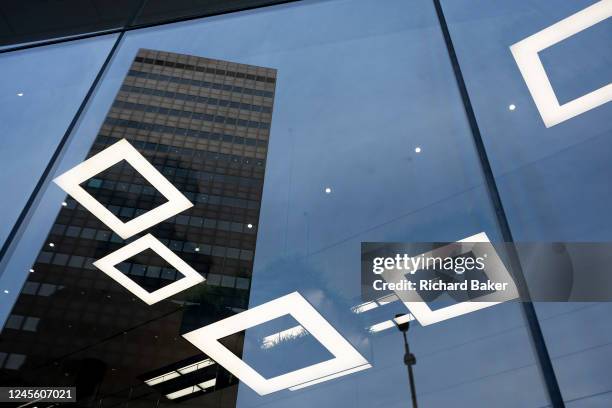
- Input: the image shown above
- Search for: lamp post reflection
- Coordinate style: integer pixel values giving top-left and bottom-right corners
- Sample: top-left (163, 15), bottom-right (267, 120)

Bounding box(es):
top-left (396, 313), bottom-right (417, 408)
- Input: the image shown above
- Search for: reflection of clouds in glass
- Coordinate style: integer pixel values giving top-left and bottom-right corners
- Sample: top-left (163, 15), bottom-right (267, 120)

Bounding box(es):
top-left (261, 325), bottom-right (308, 349)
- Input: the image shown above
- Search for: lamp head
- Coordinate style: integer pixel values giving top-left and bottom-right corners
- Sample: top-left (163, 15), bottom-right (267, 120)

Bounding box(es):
top-left (395, 314), bottom-right (410, 332)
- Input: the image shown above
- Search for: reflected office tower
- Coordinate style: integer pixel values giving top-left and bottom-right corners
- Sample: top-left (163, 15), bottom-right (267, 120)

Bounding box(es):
top-left (0, 49), bottom-right (276, 407)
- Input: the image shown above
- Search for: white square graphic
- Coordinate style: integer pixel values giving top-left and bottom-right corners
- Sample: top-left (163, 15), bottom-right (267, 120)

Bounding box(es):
top-left (382, 232), bottom-right (519, 326)
top-left (182, 292), bottom-right (370, 395)
top-left (54, 138), bottom-right (193, 239)
top-left (93, 234), bottom-right (204, 305)
top-left (510, 0), bottom-right (612, 127)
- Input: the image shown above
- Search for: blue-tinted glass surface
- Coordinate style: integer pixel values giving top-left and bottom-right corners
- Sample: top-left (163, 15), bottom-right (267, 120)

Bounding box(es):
top-left (0, 0), bottom-right (554, 407)
top-left (441, 0), bottom-right (612, 404)
top-left (539, 18), bottom-right (611, 105)
top-left (111, 1), bottom-right (547, 406)
top-left (0, 34), bottom-right (118, 248)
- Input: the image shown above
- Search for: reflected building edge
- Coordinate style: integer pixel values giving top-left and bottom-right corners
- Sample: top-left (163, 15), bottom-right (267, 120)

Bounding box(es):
top-left (0, 49), bottom-right (277, 407)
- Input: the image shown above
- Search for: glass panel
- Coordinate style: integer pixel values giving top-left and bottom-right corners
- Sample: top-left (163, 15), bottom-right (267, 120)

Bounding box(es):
top-left (440, 0), bottom-right (612, 404)
top-left (0, 0), bottom-right (293, 48)
top-left (0, 34), bottom-right (118, 248)
top-left (135, 0), bottom-right (292, 26)
top-left (0, 2), bottom-right (139, 47)
top-left (0, 0), bottom-right (551, 407)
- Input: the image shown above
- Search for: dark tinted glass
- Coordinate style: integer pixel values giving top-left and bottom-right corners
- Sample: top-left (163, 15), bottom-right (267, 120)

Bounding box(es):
top-left (0, 0), bottom-right (140, 46)
top-left (0, 0), bottom-right (292, 47)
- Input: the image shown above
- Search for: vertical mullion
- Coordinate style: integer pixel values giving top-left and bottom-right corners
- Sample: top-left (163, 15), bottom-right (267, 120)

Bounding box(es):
top-left (430, 0), bottom-right (565, 406)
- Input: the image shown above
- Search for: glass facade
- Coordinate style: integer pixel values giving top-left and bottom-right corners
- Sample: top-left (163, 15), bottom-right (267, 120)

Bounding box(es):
top-left (1, 49), bottom-right (274, 406)
top-left (440, 1), bottom-right (612, 405)
top-left (0, 34), bottom-right (119, 248)
top-left (0, 0), bottom-right (610, 407)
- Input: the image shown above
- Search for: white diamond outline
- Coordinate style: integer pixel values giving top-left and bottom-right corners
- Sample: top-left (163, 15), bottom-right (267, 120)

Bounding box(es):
top-left (182, 291), bottom-right (370, 395)
top-left (93, 234), bottom-right (204, 305)
top-left (53, 138), bottom-right (193, 239)
top-left (510, 0), bottom-right (612, 127)
top-left (382, 232), bottom-right (519, 326)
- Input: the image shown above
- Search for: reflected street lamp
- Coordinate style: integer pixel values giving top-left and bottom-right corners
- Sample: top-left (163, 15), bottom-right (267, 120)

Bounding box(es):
top-left (396, 314), bottom-right (418, 408)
